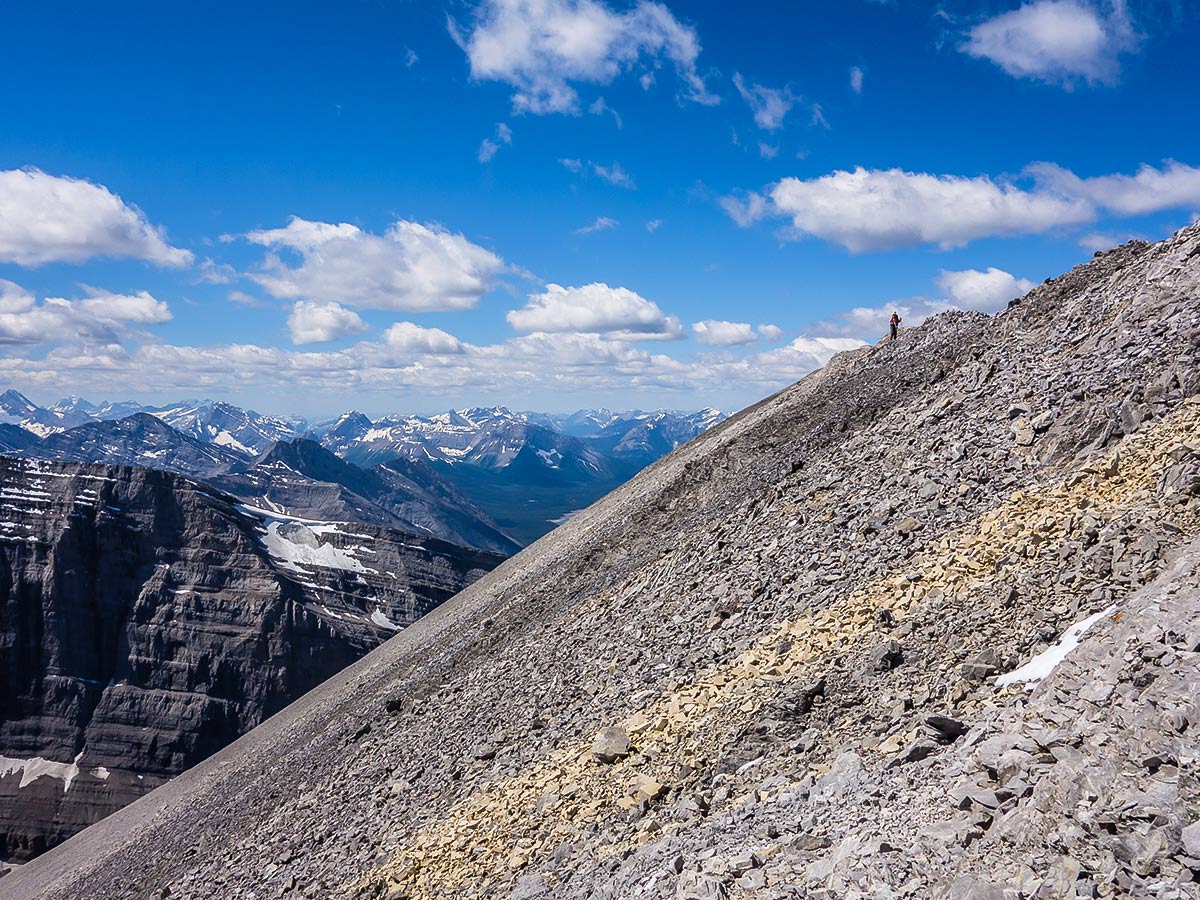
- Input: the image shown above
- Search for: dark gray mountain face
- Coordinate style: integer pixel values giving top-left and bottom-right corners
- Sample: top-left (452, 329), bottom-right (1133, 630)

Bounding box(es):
top-left (0, 426), bottom-right (36, 454)
top-left (210, 439), bottom-right (521, 555)
top-left (23, 414), bottom-right (248, 478)
top-left (0, 455), bottom-right (504, 863)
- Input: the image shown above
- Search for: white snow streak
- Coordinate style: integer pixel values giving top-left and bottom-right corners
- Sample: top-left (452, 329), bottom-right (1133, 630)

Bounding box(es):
top-left (996, 605), bottom-right (1116, 689)
top-left (370, 610), bottom-right (402, 630)
top-left (0, 753), bottom-right (110, 793)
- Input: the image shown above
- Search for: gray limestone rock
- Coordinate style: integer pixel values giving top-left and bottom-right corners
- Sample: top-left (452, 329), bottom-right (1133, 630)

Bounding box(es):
top-left (591, 727), bottom-right (632, 763)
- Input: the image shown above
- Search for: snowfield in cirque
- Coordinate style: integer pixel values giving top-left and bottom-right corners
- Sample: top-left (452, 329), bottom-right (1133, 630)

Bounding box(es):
top-left (236, 504), bottom-right (378, 576)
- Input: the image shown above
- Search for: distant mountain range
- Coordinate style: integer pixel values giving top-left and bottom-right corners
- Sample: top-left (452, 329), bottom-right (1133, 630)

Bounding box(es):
top-left (0, 390), bottom-right (725, 546)
top-left (0, 391), bottom-right (304, 453)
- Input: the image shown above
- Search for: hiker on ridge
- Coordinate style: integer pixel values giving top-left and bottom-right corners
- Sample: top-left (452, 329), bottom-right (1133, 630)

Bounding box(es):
top-left (889, 311), bottom-right (902, 341)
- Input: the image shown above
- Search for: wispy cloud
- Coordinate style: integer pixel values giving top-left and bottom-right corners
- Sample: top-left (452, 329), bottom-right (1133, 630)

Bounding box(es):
top-left (589, 96), bottom-right (623, 129)
top-left (849, 65), bottom-right (864, 94)
top-left (573, 216), bottom-right (620, 235)
top-left (592, 161), bottom-right (636, 189)
top-left (478, 122), bottom-right (513, 163)
top-left (733, 72), bottom-right (796, 130)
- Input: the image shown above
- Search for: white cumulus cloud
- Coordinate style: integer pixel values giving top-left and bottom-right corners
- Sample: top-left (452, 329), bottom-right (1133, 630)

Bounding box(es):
top-left (936, 267), bottom-right (1036, 311)
top-left (2, 315), bottom-right (873, 408)
top-left (0, 280), bottom-right (34, 314)
top-left (0, 168), bottom-right (192, 267)
top-left (962, 0), bottom-right (1138, 87)
top-left (287, 300), bottom-right (368, 345)
top-left (1028, 160), bottom-right (1200, 216)
top-left (245, 217), bottom-right (505, 311)
top-left (76, 288), bottom-right (173, 324)
top-left (692, 319), bottom-right (758, 346)
top-left (384, 321), bottom-right (466, 354)
top-left (0, 281), bottom-right (172, 345)
top-left (451, 0), bottom-right (717, 114)
top-left (827, 266), bottom-right (1036, 338)
top-left (507, 282), bottom-right (683, 340)
top-left (739, 335), bottom-right (867, 382)
top-left (767, 167), bottom-right (1092, 251)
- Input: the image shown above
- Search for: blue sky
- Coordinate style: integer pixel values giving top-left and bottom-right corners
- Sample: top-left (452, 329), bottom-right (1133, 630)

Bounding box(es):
top-left (1, 0), bottom-right (1197, 417)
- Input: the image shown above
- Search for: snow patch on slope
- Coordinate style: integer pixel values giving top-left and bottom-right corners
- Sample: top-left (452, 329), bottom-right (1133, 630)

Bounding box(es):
top-left (236, 504), bottom-right (378, 575)
top-left (0, 753), bottom-right (110, 793)
top-left (370, 610), bottom-right (402, 630)
top-left (996, 605), bottom-right (1116, 689)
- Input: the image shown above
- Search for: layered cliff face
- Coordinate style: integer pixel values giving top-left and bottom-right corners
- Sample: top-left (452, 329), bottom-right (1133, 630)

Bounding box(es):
top-left (6, 226), bottom-right (1200, 900)
top-left (0, 457), bottom-right (504, 862)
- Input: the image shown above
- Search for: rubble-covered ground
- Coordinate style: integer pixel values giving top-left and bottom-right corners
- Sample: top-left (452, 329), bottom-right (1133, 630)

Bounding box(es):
top-left (5, 225), bottom-right (1200, 900)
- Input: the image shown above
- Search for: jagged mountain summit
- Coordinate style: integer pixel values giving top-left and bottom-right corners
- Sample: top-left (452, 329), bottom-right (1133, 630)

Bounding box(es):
top-left (0, 391), bottom-right (67, 438)
top-left (0, 456), bottom-right (505, 864)
top-left (315, 407), bottom-right (664, 544)
top-left (149, 400), bottom-right (304, 455)
top-left (9, 422), bottom-right (518, 553)
top-left (312, 404), bottom-right (706, 470)
top-left (7, 227), bottom-right (1199, 900)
